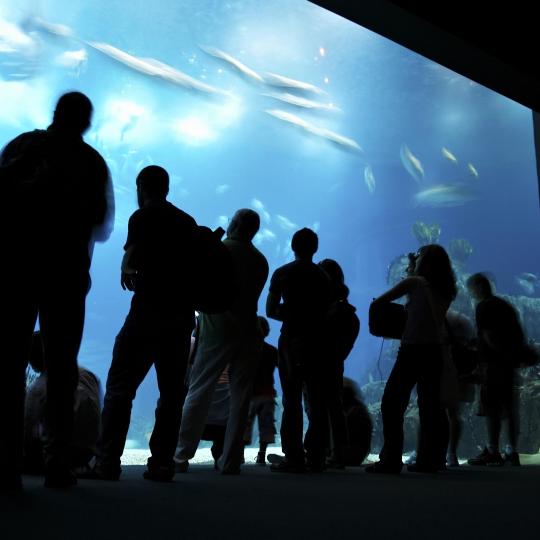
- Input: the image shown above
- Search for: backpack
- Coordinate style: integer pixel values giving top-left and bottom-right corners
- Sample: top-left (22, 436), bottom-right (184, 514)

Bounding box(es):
top-left (191, 226), bottom-right (235, 314)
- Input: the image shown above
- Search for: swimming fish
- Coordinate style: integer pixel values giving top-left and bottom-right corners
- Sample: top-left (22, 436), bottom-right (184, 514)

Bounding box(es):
top-left (250, 198), bottom-right (271, 223)
top-left (364, 165), bottom-right (375, 194)
top-left (467, 163), bottom-right (479, 179)
top-left (515, 276), bottom-right (535, 296)
top-left (400, 144), bottom-right (424, 183)
top-left (413, 183), bottom-right (474, 207)
top-left (262, 91), bottom-right (340, 112)
top-left (442, 147), bottom-right (458, 163)
top-left (263, 72), bottom-right (324, 94)
top-left (200, 45), bottom-right (264, 83)
top-left (266, 109), bottom-right (363, 154)
top-left (275, 214), bottom-right (297, 231)
top-left (87, 42), bottom-right (229, 96)
top-left (215, 184), bottom-right (230, 195)
top-left (54, 48), bottom-right (88, 75)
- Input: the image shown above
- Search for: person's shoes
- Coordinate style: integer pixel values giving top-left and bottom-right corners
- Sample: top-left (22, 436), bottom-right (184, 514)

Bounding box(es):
top-left (405, 451), bottom-right (417, 466)
top-left (467, 448), bottom-right (504, 467)
top-left (143, 463), bottom-right (175, 482)
top-left (174, 458), bottom-right (189, 474)
top-left (270, 459), bottom-right (306, 474)
top-left (365, 461), bottom-right (402, 475)
top-left (446, 454), bottom-right (460, 467)
top-left (44, 468), bottom-right (77, 489)
top-left (78, 462), bottom-right (121, 481)
top-left (256, 452), bottom-right (266, 465)
top-left (267, 453), bottom-right (285, 465)
top-left (503, 451), bottom-right (521, 466)
top-left (407, 463), bottom-right (438, 474)
top-left (326, 457), bottom-right (345, 470)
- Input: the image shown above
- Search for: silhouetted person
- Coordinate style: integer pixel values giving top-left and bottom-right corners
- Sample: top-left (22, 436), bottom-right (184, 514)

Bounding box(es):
top-left (243, 316), bottom-right (278, 465)
top-left (267, 228), bottom-right (331, 473)
top-left (24, 331), bottom-right (101, 474)
top-left (366, 244), bottom-right (456, 474)
top-left (0, 91), bottom-right (113, 490)
top-left (175, 209), bottom-right (268, 475)
top-left (466, 273), bottom-right (523, 467)
top-left (91, 165), bottom-right (196, 482)
top-left (342, 377), bottom-right (372, 466)
top-left (318, 259), bottom-right (360, 468)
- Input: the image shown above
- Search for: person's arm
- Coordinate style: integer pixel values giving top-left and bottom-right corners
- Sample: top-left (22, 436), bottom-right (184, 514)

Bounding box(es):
top-left (372, 277), bottom-right (417, 304)
top-left (266, 290), bottom-right (284, 321)
top-left (120, 214), bottom-right (139, 291)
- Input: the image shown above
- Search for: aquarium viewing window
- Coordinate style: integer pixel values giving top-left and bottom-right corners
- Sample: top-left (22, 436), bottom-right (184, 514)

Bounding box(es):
top-left (2, 0), bottom-right (539, 450)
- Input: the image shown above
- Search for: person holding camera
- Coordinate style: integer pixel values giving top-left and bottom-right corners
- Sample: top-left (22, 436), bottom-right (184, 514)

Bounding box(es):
top-left (366, 244), bottom-right (457, 474)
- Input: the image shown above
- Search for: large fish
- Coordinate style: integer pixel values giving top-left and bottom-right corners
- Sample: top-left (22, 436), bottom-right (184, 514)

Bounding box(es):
top-left (200, 45), bottom-right (264, 83)
top-left (275, 215), bottom-right (297, 231)
top-left (413, 183), bottom-right (474, 207)
top-left (364, 165), bottom-right (375, 194)
top-left (263, 71), bottom-right (324, 94)
top-left (467, 163), bottom-right (479, 179)
top-left (87, 42), bottom-right (229, 96)
top-left (262, 91), bottom-right (340, 112)
top-left (442, 147), bottom-right (458, 163)
top-left (400, 144), bottom-right (424, 183)
top-left (266, 109), bottom-right (363, 154)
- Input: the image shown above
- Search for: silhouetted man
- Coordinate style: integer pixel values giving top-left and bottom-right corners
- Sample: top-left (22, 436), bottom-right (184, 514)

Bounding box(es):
top-left (92, 165), bottom-right (196, 482)
top-left (175, 209), bottom-right (268, 475)
top-left (0, 91), bottom-right (113, 490)
top-left (267, 228), bottom-right (331, 472)
top-left (466, 273), bottom-right (524, 467)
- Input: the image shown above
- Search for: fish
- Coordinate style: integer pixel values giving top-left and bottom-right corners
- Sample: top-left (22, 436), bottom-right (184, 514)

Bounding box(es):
top-left (515, 277), bottom-right (535, 296)
top-left (275, 214), bottom-right (297, 230)
top-left (266, 109), bottom-right (363, 154)
top-left (442, 147), bottom-right (458, 163)
top-left (519, 272), bottom-right (538, 283)
top-left (263, 72), bottom-right (324, 94)
top-left (215, 184), bottom-right (230, 195)
top-left (0, 18), bottom-right (41, 80)
top-left (413, 183), bottom-right (474, 207)
top-left (200, 45), bottom-right (264, 83)
top-left (364, 165), bottom-right (375, 193)
top-left (54, 48), bottom-right (87, 75)
top-left (400, 144), bottom-right (424, 183)
top-left (87, 42), bottom-right (229, 96)
top-left (250, 198), bottom-right (271, 223)
top-left (254, 228), bottom-right (277, 246)
top-left (30, 17), bottom-right (74, 38)
top-left (467, 163), bottom-right (479, 179)
top-left (262, 91), bottom-right (339, 112)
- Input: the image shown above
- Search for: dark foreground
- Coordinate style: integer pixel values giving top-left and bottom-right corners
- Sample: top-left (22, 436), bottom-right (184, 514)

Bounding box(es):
top-left (2, 463), bottom-right (538, 540)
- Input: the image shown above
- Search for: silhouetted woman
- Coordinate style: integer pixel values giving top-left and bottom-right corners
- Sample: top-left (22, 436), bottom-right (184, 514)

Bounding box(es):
top-left (318, 259), bottom-right (360, 468)
top-left (366, 244), bottom-right (456, 474)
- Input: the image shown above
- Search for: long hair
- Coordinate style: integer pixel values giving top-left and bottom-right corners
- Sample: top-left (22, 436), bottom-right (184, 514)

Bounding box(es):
top-left (415, 244), bottom-right (457, 302)
top-left (319, 258), bottom-right (349, 301)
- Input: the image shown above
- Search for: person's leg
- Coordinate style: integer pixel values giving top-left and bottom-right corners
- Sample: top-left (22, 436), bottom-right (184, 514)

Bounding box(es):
top-left (95, 318), bottom-right (154, 477)
top-left (243, 399), bottom-right (258, 447)
top-left (446, 404), bottom-right (462, 466)
top-left (277, 335), bottom-right (305, 465)
top-left (377, 346), bottom-right (418, 468)
top-left (416, 346), bottom-right (447, 470)
top-left (218, 336), bottom-right (261, 473)
top-left (39, 273), bottom-right (88, 485)
top-left (256, 398), bottom-right (276, 463)
top-left (148, 323), bottom-right (192, 474)
top-left (176, 338), bottom-right (227, 462)
top-left (326, 360), bottom-right (347, 465)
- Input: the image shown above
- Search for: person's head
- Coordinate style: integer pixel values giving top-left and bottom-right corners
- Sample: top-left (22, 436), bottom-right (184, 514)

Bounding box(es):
top-left (412, 244), bottom-right (457, 302)
top-left (258, 315), bottom-right (270, 338)
top-left (226, 209), bottom-right (260, 241)
top-left (29, 331), bottom-right (45, 374)
top-left (319, 258), bottom-right (349, 300)
top-left (52, 91), bottom-right (93, 135)
top-left (466, 272), bottom-right (493, 301)
top-left (136, 165), bottom-right (169, 207)
top-left (291, 228), bottom-right (318, 260)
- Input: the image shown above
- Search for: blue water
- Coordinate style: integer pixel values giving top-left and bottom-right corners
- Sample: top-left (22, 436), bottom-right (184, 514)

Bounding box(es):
top-left (1, 1), bottom-right (539, 435)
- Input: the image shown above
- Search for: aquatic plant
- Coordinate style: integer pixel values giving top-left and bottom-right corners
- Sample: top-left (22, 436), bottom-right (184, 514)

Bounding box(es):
top-left (448, 238), bottom-right (473, 264)
top-left (411, 221), bottom-right (441, 246)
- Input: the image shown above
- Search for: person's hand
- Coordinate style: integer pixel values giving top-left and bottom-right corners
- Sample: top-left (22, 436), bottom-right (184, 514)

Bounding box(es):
top-left (121, 271), bottom-right (136, 291)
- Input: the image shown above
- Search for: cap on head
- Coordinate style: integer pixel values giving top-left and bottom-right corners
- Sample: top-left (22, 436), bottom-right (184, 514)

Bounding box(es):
top-left (53, 91), bottom-right (93, 135)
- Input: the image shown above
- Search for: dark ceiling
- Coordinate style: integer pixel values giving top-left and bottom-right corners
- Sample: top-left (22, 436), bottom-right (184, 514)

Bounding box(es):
top-left (310, 0), bottom-right (540, 113)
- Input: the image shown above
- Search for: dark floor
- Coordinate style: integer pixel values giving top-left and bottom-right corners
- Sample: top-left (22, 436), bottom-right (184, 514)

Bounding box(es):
top-left (2, 464), bottom-right (538, 540)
